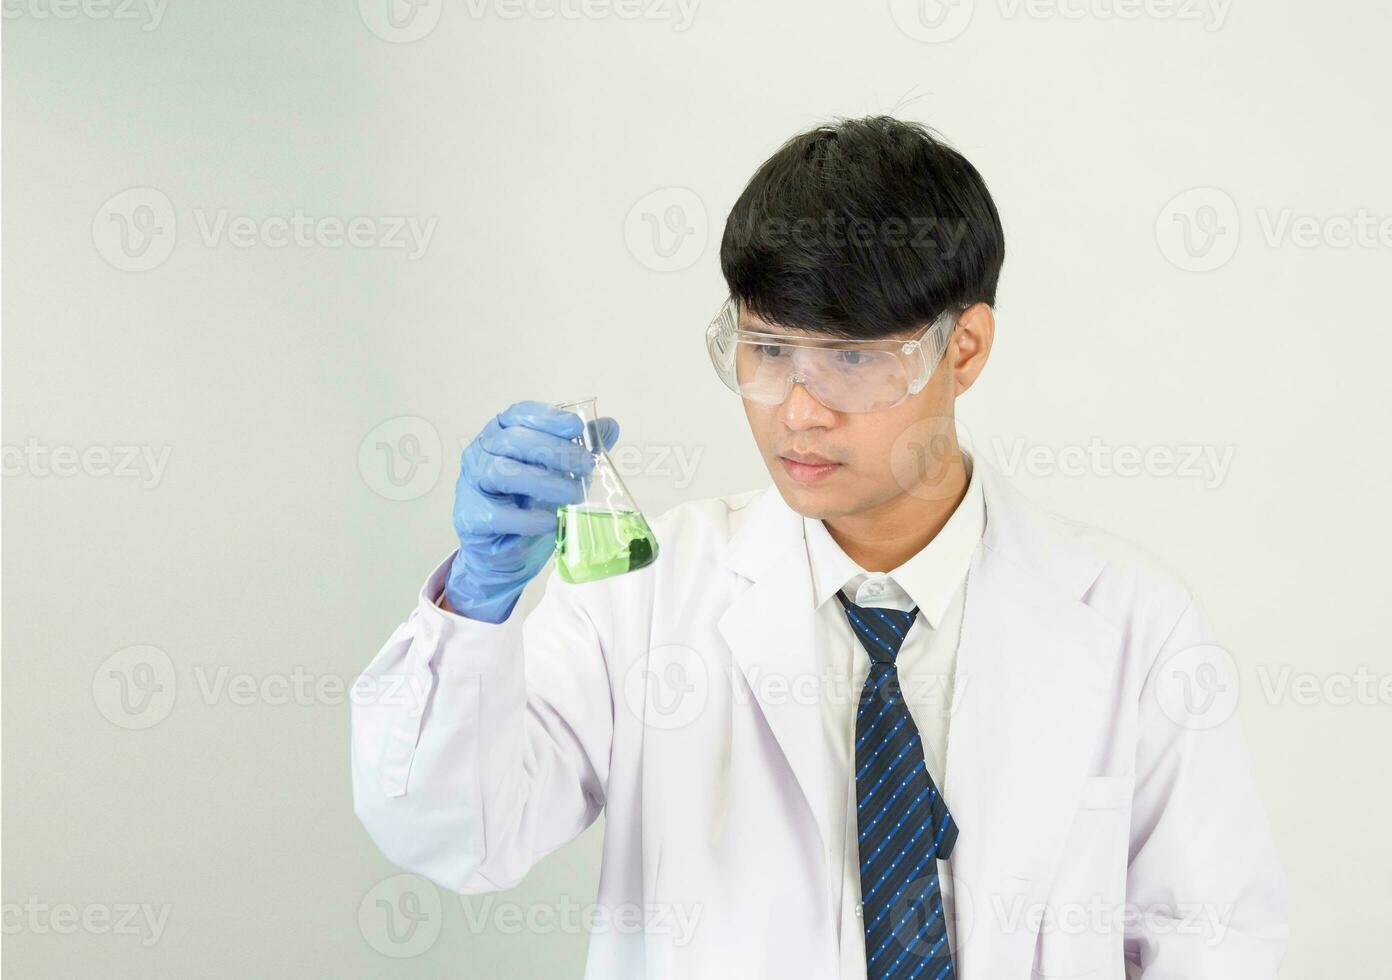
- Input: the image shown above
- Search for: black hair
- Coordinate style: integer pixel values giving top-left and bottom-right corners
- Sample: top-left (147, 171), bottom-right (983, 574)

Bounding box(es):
top-left (720, 115), bottom-right (1005, 340)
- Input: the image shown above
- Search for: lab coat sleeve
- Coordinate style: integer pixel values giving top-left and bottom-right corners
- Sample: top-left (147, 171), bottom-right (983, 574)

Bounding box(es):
top-left (351, 552), bottom-right (612, 893)
top-left (1125, 594), bottom-right (1289, 977)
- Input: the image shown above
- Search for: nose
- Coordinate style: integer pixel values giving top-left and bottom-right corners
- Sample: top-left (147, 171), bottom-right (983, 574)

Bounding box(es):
top-left (778, 377), bottom-right (837, 430)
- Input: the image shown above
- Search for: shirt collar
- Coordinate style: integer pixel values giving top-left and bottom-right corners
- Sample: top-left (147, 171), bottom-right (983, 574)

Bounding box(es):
top-left (802, 449), bottom-right (985, 629)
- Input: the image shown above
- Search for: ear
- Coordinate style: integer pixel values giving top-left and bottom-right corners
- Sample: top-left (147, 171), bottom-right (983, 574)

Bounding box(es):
top-left (949, 302), bottom-right (995, 396)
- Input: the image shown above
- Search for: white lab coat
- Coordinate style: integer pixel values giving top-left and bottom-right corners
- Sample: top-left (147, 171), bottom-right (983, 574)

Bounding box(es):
top-left (351, 460), bottom-right (1288, 979)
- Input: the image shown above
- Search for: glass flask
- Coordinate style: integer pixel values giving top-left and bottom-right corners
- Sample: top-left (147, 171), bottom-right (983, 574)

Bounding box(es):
top-left (553, 396), bottom-right (659, 584)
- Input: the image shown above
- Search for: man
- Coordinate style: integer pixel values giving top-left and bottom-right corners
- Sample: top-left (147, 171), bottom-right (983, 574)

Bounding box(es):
top-left (351, 116), bottom-right (1287, 979)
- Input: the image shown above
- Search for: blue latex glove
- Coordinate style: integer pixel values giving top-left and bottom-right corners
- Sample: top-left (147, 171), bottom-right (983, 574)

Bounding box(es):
top-left (445, 400), bottom-right (619, 623)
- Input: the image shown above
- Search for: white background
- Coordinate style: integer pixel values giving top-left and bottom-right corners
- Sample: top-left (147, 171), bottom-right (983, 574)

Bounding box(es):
top-left (3, 0), bottom-right (1389, 975)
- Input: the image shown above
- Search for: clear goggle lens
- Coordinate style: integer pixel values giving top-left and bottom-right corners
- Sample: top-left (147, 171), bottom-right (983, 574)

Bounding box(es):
top-left (733, 341), bottom-right (912, 413)
top-left (706, 296), bottom-right (954, 414)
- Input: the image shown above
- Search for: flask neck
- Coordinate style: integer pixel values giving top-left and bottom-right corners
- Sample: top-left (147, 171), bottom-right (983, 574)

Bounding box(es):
top-left (556, 396), bottom-right (602, 454)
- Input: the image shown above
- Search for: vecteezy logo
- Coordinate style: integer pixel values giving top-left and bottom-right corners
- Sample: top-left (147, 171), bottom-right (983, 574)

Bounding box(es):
top-left (1155, 187), bottom-right (1241, 272)
top-left (92, 645), bottom-right (178, 729)
top-left (888, 0), bottom-right (975, 42)
top-left (623, 644), bottom-right (710, 730)
top-left (358, 416), bottom-right (443, 501)
top-left (889, 416), bottom-right (975, 502)
top-left (92, 188), bottom-right (177, 272)
top-left (358, 874), bottom-right (443, 958)
top-left (623, 188), bottom-right (708, 272)
top-left (1153, 642), bottom-right (1241, 730)
top-left (358, 0), bottom-right (443, 43)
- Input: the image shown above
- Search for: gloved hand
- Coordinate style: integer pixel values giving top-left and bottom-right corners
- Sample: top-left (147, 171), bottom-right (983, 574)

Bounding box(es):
top-left (445, 400), bottom-right (619, 623)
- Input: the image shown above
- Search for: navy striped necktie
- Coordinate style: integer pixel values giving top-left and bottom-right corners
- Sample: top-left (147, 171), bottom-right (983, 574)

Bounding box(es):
top-left (837, 589), bottom-right (959, 980)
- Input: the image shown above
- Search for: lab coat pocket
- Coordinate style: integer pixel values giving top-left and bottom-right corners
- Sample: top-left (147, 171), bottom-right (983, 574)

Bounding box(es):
top-left (350, 618), bottom-right (435, 799)
top-left (405, 670), bottom-right (488, 867)
top-left (1031, 774), bottom-right (1134, 980)
top-left (376, 661), bottom-right (438, 798)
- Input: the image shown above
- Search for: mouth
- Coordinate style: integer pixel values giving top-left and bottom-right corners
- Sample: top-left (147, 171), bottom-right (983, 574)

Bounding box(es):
top-left (779, 453), bottom-right (842, 485)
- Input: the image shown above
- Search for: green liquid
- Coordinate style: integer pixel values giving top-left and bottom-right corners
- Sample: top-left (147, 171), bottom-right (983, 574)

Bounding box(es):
top-left (555, 507), bottom-right (659, 584)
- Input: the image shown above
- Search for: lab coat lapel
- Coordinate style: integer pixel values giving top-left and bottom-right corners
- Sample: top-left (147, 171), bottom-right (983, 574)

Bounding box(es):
top-left (944, 463), bottom-right (1123, 979)
top-left (710, 467), bottom-right (1124, 978)
top-left (716, 487), bottom-right (831, 854)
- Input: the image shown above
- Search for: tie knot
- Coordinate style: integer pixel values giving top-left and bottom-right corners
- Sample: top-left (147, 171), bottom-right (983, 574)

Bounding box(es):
top-left (835, 590), bottom-right (919, 665)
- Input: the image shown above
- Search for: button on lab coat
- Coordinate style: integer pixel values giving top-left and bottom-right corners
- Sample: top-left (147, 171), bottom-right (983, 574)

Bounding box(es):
top-left (350, 459), bottom-right (1288, 979)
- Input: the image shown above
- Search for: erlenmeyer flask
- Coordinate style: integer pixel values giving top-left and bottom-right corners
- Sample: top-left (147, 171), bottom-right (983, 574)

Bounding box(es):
top-left (553, 396), bottom-right (659, 584)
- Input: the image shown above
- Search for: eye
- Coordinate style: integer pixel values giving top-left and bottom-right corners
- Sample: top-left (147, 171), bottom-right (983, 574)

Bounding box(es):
top-left (837, 350), bottom-right (868, 366)
top-left (753, 343), bottom-right (786, 358)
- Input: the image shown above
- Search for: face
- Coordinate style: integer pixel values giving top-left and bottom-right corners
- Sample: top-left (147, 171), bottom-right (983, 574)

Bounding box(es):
top-left (739, 304), bottom-right (991, 521)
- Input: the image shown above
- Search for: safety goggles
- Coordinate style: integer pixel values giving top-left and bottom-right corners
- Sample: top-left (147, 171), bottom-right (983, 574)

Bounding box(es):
top-left (705, 294), bottom-right (957, 413)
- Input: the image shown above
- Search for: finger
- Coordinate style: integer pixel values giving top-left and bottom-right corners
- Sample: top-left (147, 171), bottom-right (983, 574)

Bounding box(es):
top-left (593, 417), bottom-right (620, 451)
top-left (496, 400), bottom-right (585, 439)
top-left (475, 421), bottom-right (596, 476)
top-left (456, 498), bottom-right (558, 537)
top-left (477, 452), bottom-right (586, 506)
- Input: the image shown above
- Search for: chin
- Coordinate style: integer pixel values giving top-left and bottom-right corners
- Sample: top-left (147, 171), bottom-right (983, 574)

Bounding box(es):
top-left (771, 473), bottom-right (849, 519)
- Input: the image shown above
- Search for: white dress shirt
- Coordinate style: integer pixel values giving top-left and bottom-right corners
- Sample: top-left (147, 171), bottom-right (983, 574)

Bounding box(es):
top-left (803, 452), bottom-right (985, 979)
